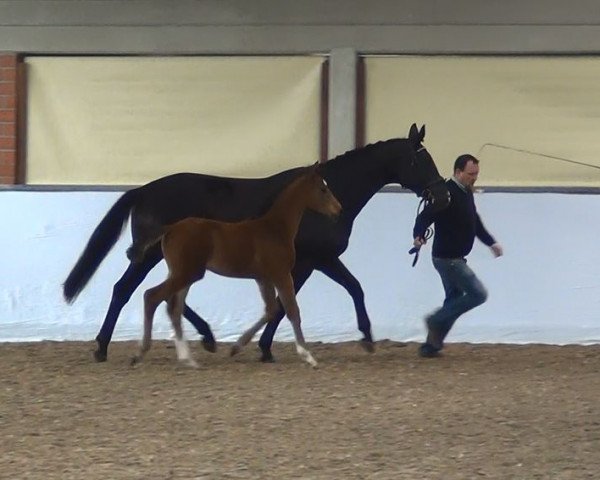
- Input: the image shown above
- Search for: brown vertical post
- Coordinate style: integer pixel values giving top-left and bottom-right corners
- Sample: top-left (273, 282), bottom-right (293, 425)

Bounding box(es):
top-left (16, 57), bottom-right (27, 184)
top-left (319, 59), bottom-right (329, 162)
top-left (355, 55), bottom-right (366, 148)
top-left (0, 53), bottom-right (20, 185)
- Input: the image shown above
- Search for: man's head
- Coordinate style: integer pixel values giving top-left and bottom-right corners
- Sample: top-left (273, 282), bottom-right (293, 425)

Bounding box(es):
top-left (453, 154), bottom-right (480, 191)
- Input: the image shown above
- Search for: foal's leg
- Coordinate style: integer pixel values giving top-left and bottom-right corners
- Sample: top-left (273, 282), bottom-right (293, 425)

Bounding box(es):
top-left (275, 274), bottom-right (317, 368)
top-left (230, 281), bottom-right (278, 357)
top-left (94, 246), bottom-right (217, 362)
top-left (131, 280), bottom-right (170, 366)
top-left (258, 260), bottom-right (314, 362)
top-left (167, 287), bottom-right (198, 368)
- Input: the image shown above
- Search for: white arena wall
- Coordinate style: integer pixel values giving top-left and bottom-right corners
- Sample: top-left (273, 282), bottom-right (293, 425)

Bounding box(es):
top-left (1, 190), bottom-right (599, 345)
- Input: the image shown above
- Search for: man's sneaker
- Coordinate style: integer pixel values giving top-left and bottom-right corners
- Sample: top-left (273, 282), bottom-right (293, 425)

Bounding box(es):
top-left (425, 317), bottom-right (444, 350)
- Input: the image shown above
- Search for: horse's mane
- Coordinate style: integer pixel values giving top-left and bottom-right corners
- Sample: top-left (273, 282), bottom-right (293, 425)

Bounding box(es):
top-left (325, 138), bottom-right (405, 167)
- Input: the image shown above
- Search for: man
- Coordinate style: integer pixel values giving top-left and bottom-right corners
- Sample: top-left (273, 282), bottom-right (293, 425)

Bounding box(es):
top-left (413, 154), bottom-right (503, 358)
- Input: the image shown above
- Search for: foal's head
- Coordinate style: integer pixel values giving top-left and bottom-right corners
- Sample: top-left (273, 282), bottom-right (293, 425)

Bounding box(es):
top-left (300, 166), bottom-right (342, 219)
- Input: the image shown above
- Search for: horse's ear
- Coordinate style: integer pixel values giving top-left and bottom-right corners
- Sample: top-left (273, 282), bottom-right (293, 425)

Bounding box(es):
top-left (418, 125), bottom-right (426, 143)
top-left (408, 123), bottom-right (418, 142)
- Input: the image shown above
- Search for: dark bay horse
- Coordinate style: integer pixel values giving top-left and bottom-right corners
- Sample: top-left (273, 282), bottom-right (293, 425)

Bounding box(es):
top-left (132, 166), bottom-right (341, 367)
top-left (63, 123), bottom-right (450, 362)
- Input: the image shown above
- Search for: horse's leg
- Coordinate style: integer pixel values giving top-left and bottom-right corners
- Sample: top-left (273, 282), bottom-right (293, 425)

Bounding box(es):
top-left (275, 274), bottom-right (317, 368)
top-left (257, 261), bottom-right (314, 362)
top-left (317, 257), bottom-right (375, 352)
top-left (183, 304), bottom-right (217, 353)
top-left (95, 251), bottom-right (162, 362)
top-left (230, 281), bottom-right (277, 357)
top-left (168, 287), bottom-right (198, 368)
top-left (131, 280), bottom-right (170, 366)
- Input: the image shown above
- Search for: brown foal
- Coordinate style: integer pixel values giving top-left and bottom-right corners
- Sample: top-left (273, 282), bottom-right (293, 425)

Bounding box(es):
top-left (132, 166), bottom-right (341, 368)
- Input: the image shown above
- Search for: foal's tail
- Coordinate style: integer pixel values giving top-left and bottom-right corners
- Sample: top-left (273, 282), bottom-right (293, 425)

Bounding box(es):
top-left (125, 227), bottom-right (166, 264)
top-left (63, 189), bottom-right (139, 303)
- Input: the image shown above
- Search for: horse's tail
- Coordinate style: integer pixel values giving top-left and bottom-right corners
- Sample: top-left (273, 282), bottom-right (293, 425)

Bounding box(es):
top-left (63, 189), bottom-right (139, 303)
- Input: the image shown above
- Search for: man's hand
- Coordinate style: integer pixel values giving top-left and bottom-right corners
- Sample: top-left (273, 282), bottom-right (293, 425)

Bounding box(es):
top-left (413, 236), bottom-right (427, 248)
top-left (490, 243), bottom-right (503, 258)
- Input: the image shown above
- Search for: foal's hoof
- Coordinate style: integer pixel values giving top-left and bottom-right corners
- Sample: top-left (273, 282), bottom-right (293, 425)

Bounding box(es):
top-left (93, 349), bottom-right (108, 363)
top-left (230, 345), bottom-right (241, 357)
top-left (130, 356), bottom-right (141, 367)
top-left (306, 358), bottom-right (319, 369)
top-left (202, 338), bottom-right (217, 353)
top-left (184, 358), bottom-right (199, 369)
top-left (360, 338), bottom-right (375, 354)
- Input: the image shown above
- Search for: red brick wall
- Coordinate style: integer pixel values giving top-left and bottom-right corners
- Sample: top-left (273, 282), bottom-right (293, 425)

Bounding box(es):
top-left (0, 54), bottom-right (19, 184)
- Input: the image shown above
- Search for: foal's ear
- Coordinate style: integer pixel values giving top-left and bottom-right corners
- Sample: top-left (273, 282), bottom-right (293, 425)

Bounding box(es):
top-left (418, 124), bottom-right (426, 143)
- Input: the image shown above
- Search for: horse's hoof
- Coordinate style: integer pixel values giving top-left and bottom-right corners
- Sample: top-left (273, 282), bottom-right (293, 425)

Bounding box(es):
top-left (259, 351), bottom-right (275, 363)
top-left (202, 338), bottom-right (217, 353)
top-left (230, 345), bottom-right (241, 357)
top-left (360, 338), bottom-right (375, 354)
top-left (93, 349), bottom-right (108, 362)
top-left (130, 356), bottom-right (140, 367)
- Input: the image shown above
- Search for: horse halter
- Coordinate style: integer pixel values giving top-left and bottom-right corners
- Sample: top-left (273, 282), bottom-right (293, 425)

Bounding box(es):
top-left (419, 176), bottom-right (448, 207)
top-left (408, 189), bottom-right (437, 267)
top-left (413, 145), bottom-right (448, 206)
top-left (408, 146), bottom-right (448, 267)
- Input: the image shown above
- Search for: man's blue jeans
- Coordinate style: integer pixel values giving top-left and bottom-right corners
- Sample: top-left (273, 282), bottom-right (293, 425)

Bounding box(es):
top-left (428, 256), bottom-right (488, 346)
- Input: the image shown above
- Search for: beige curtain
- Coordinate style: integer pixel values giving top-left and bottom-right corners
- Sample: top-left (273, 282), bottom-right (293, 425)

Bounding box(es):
top-left (26, 56), bottom-right (323, 184)
top-left (365, 56), bottom-right (600, 187)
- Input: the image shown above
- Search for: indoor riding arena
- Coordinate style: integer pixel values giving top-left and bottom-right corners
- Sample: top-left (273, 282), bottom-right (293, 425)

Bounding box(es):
top-left (1, 2), bottom-right (600, 479)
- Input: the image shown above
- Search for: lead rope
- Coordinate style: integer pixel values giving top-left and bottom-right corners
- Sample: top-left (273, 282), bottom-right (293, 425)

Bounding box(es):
top-left (408, 198), bottom-right (433, 267)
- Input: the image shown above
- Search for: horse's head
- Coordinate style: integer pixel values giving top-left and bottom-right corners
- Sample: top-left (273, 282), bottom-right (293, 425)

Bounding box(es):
top-left (398, 124), bottom-right (450, 212)
top-left (302, 164), bottom-right (342, 219)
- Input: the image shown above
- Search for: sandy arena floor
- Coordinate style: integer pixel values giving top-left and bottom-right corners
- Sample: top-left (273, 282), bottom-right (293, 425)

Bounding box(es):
top-left (0, 340), bottom-right (599, 479)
